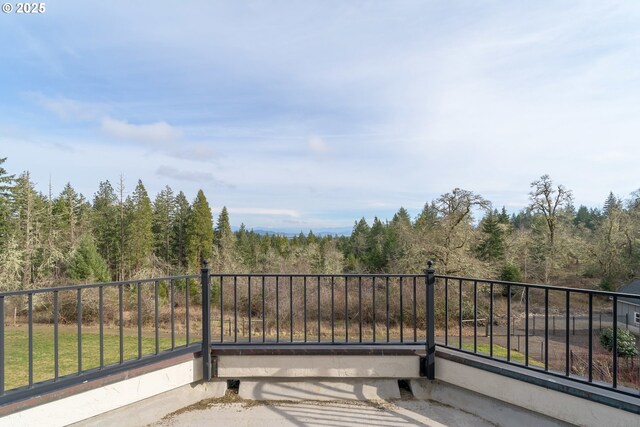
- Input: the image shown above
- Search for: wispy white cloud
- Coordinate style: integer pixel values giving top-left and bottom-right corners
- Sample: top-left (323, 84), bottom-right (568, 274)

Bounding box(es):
top-left (101, 117), bottom-right (182, 144)
top-left (155, 165), bottom-right (231, 186)
top-left (29, 94), bottom-right (103, 121)
top-left (308, 135), bottom-right (330, 155)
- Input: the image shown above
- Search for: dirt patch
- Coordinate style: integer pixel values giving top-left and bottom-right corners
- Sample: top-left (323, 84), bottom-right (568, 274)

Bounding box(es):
top-left (161, 387), bottom-right (395, 421)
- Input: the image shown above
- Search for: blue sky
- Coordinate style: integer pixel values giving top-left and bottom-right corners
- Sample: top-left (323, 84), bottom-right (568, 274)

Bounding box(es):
top-left (1, 1), bottom-right (640, 231)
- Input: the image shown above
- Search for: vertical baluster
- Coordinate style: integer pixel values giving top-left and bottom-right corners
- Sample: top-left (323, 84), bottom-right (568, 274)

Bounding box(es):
top-left (612, 296), bottom-right (618, 388)
top-left (155, 281), bottom-right (159, 354)
top-left (119, 284), bottom-right (124, 364)
top-left (276, 276), bottom-right (280, 343)
top-left (28, 293), bottom-right (33, 386)
top-left (99, 287), bottom-right (104, 369)
top-left (263, 276), bottom-right (266, 343)
top-left (358, 276), bottom-right (362, 343)
top-left (317, 276), bottom-right (321, 343)
top-left (289, 276), bottom-right (293, 342)
top-left (413, 276), bottom-right (417, 343)
top-left (525, 287), bottom-right (529, 366)
top-left (489, 282), bottom-right (493, 358)
top-left (372, 277), bottom-right (376, 343)
top-left (186, 278), bottom-right (190, 345)
top-left (137, 283), bottom-right (142, 359)
top-left (544, 289), bottom-right (549, 371)
top-left (507, 284), bottom-right (511, 362)
top-left (331, 277), bottom-right (335, 343)
top-left (413, 277), bottom-right (418, 342)
top-left (220, 277), bottom-right (224, 343)
top-left (473, 280), bottom-right (478, 353)
top-left (400, 277), bottom-right (404, 343)
top-left (459, 280), bottom-right (463, 350)
top-left (77, 289), bottom-right (82, 373)
top-left (234, 276), bottom-right (238, 343)
top-left (445, 278), bottom-right (449, 347)
top-left (565, 292), bottom-right (570, 376)
top-left (303, 276), bottom-right (307, 343)
top-left (386, 277), bottom-right (389, 343)
top-left (54, 291), bottom-right (59, 379)
top-left (248, 276), bottom-right (252, 343)
top-left (171, 279), bottom-right (175, 350)
top-left (588, 293), bottom-right (593, 382)
top-left (345, 277), bottom-right (349, 343)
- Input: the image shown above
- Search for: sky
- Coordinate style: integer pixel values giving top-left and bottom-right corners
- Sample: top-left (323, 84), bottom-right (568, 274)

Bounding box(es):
top-left (1, 1), bottom-right (640, 232)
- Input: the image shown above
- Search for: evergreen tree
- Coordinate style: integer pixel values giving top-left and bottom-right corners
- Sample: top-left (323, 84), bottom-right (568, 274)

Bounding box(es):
top-left (172, 191), bottom-right (191, 270)
top-left (12, 172), bottom-right (46, 288)
top-left (152, 185), bottom-right (176, 266)
top-left (603, 192), bottom-right (622, 217)
top-left (92, 181), bottom-right (120, 277)
top-left (68, 235), bottom-right (110, 282)
top-left (186, 190), bottom-right (214, 269)
top-left (125, 180), bottom-right (153, 275)
top-left (392, 207), bottom-right (411, 228)
top-left (414, 202), bottom-right (438, 232)
top-left (214, 206), bottom-right (236, 271)
top-left (476, 210), bottom-right (506, 262)
top-left (235, 223), bottom-right (257, 270)
top-left (387, 207), bottom-right (413, 272)
top-left (0, 158), bottom-right (15, 249)
top-left (498, 206), bottom-right (510, 225)
top-left (366, 217), bottom-right (387, 272)
top-left (345, 218), bottom-right (369, 271)
top-left (574, 205), bottom-right (601, 230)
top-left (53, 182), bottom-right (85, 252)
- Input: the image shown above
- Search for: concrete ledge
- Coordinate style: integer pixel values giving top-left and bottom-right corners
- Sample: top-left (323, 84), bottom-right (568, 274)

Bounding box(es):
top-left (238, 379), bottom-right (400, 401)
top-left (410, 379), bottom-right (572, 427)
top-left (1, 356), bottom-right (206, 427)
top-left (432, 353), bottom-right (639, 427)
top-left (217, 355), bottom-right (420, 378)
top-left (71, 380), bottom-right (227, 427)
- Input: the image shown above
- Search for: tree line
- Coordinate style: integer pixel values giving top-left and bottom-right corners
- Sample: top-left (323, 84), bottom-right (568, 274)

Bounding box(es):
top-left (1, 157), bottom-right (639, 292)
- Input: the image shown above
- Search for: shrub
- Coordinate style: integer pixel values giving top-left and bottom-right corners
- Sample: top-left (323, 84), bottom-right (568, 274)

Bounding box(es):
top-left (500, 263), bottom-right (522, 296)
top-left (600, 327), bottom-right (638, 358)
top-left (599, 275), bottom-right (614, 291)
top-left (68, 236), bottom-right (110, 283)
top-left (500, 263), bottom-right (522, 282)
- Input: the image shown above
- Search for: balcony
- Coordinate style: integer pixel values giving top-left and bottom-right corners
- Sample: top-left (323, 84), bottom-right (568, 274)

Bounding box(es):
top-left (0, 263), bottom-right (638, 426)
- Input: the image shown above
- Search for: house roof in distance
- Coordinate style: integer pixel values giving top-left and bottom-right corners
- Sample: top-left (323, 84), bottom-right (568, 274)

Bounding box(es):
top-left (618, 279), bottom-right (640, 305)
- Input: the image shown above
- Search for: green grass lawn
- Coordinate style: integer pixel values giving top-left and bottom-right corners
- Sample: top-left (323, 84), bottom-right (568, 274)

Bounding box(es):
top-left (3, 326), bottom-right (189, 391)
top-left (461, 342), bottom-right (545, 367)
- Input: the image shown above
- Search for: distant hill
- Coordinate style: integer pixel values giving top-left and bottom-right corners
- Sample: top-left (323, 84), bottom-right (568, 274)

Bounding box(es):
top-left (233, 227), bottom-right (352, 237)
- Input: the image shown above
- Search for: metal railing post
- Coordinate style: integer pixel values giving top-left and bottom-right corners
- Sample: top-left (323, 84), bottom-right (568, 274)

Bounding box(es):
top-left (201, 260), bottom-right (212, 381)
top-left (425, 260), bottom-right (436, 380)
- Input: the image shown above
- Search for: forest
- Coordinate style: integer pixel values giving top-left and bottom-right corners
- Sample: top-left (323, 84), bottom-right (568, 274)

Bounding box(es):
top-left (1, 157), bottom-right (639, 292)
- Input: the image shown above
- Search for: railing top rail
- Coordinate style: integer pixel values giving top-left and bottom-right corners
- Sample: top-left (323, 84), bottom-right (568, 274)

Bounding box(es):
top-left (435, 274), bottom-right (640, 299)
top-left (0, 274), bottom-right (199, 297)
top-left (211, 273), bottom-right (427, 278)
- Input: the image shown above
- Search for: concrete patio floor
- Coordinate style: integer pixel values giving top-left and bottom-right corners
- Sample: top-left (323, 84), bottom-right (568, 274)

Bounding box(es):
top-left (151, 387), bottom-right (497, 427)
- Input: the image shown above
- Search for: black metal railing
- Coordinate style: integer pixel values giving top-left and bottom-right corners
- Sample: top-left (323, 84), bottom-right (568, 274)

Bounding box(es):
top-left (0, 274), bottom-right (201, 405)
top-left (199, 261), bottom-right (436, 379)
top-left (435, 274), bottom-right (640, 398)
top-left (2, 259), bottom-right (637, 407)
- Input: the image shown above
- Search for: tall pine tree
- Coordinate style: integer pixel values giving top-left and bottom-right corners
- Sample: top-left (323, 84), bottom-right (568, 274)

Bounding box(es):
top-left (152, 185), bottom-right (176, 267)
top-left (125, 180), bottom-right (153, 276)
top-left (186, 190), bottom-right (214, 269)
